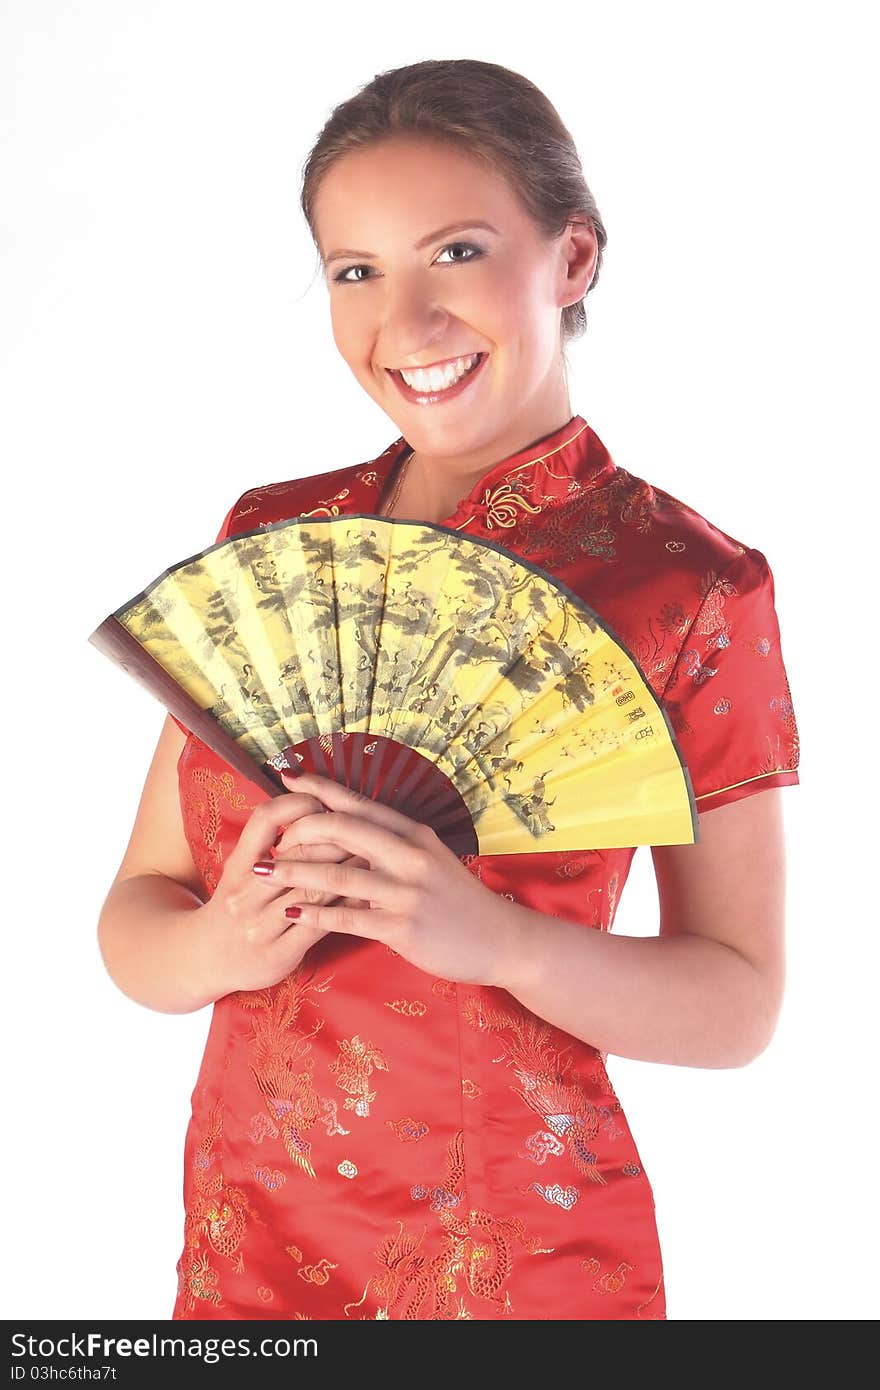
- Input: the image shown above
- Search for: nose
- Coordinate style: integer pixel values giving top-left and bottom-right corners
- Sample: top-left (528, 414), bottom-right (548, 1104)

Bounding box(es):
top-left (378, 278), bottom-right (453, 367)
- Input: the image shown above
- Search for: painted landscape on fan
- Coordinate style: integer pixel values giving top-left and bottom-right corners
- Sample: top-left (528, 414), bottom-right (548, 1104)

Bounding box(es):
top-left (92, 514), bottom-right (698, 854)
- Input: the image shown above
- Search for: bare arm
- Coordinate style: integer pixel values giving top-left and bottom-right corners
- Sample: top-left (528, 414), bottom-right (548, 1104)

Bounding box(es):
top-left (97, 717), bottom-right (220, 1013)
top-left (498, 789), bottom-right (788, 1068)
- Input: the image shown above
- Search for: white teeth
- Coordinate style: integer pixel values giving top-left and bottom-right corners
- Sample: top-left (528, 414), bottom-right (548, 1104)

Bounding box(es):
top-left (399, 353), bottom-right (480, 392)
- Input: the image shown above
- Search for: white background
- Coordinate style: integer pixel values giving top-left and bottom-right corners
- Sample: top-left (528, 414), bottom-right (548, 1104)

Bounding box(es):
top-left (2, 1), bottom-right (876, 1322)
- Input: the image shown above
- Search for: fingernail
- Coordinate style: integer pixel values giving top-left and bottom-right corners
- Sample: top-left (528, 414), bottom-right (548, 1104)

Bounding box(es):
top-left (284, 905), bottom-right (302, 919)
top-left (281, 766), bottom-right (303, 780)
top-left (252, 860), bottom-right (275, 876)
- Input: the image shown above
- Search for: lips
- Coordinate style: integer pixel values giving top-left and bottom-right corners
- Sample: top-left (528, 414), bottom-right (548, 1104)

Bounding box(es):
top-left (388, 352), bottom-right (488, 405)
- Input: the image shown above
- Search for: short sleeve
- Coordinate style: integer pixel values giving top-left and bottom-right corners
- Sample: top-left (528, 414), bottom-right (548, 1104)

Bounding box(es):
top-left (662, 546), bottom-right (800, 815)
top-left (168, 496), bottom-right (243, 739)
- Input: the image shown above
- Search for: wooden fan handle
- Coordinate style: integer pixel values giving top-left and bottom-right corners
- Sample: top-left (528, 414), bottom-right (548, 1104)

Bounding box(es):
top-left (89, 616), bottom-right (283, 798)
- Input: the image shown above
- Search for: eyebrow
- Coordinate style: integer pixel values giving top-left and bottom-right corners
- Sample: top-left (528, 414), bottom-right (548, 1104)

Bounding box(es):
top-left (323, 220), bottom-right (500, 267)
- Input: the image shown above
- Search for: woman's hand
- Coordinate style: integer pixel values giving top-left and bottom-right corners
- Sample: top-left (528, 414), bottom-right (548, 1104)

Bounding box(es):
top-left (248, 770), bottom-right (515, 987)
top-left (197, 787), bottom-right (371, 996)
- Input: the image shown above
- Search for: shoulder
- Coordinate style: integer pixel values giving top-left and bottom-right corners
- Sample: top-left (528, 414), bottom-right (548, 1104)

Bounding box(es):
top-left (604, 463), bottom-right (777, 602)
top-left (218, 455), bottom-right (388, 541)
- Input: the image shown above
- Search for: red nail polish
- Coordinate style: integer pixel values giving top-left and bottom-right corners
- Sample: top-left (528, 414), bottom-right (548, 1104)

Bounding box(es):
top-left (284, 905), bottom-right (302, 919)
top-left (252, 860), bottom-right (275, 875)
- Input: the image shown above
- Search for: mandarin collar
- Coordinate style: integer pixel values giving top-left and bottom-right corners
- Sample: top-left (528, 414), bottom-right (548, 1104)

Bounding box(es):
top-left (359, 413), bottom-right (616, 531)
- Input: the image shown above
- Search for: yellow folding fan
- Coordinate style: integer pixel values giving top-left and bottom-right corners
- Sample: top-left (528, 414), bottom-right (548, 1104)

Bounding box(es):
top-left (89, 514), bottom-right (698, 856)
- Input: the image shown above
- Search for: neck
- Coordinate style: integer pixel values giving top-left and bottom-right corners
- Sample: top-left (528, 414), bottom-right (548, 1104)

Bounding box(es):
top-left (393, 400), bottom-right (575, 523)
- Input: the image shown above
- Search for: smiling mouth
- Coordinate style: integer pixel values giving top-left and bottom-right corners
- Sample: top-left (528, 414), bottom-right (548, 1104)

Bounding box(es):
top-left (387, 352), bottom-right (488, 404)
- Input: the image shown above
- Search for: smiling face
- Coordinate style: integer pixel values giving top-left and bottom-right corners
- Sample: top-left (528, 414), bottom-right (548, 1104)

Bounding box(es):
top-left (312, 134), bottom-right (597, 478)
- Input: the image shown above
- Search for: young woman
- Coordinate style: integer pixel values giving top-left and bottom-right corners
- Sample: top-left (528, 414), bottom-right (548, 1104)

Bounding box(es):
top-left (98, 58), bottom-right (800, 1321)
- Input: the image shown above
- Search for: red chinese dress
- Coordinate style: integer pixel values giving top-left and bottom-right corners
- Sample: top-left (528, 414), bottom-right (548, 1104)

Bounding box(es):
top-left (169, 413), bottom-right (800, 1320)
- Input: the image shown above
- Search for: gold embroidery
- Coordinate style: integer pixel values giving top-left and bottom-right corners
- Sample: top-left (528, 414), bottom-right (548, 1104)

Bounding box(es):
top-left (605, 868), bottom-right (621, 922)
top-left (384, 998), bottom-right (428, 1017)
top-left (330, 1034), bottom-right (390, 1118)
top-left (580, 1257), bottom-right (634, 1295)
top-left (461, 992), bottom-right (609, 1184)
top-left (596, 1261), bottom-right (633, 1294)
top-left (298, 1258), bottom-right (338, 1286)
top-left (300, 504), bottom-right (342, 518)
top-left (177, 1250), bottom-right (221, 1311)
top-left (298, 487), bottom-right (352, 520)
top-left (637, 1272), bottom-right (665, 1318)
top-left (554, 850), bottom-right (600, 880)
top-left (344, 1133), bottom-right (551, 1318)
top-left (481, 481), bottom-right (542, 529)
top-left (176, 1096), bottom-right (265, 1316)
top-left (617, 474), bottom-right (658, 533)
top-left (240, 966), bottom-right (337, 1180)
top-left (179, 766), bottom-right (251, 893)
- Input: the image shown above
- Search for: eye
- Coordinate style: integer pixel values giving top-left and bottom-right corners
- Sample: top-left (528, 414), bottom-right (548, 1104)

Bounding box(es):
top-left (435, 242), bottom-right (484, 267)
top-left (331, 241), bottom-right (485, 285)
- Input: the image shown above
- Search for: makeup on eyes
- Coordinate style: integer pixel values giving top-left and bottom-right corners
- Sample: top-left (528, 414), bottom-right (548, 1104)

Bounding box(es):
top-left (331, 241), bottom-right (486, 284)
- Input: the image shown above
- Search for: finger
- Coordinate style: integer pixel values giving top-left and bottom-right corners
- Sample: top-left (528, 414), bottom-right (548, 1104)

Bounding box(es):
top-left (251, 853), bottom-right (401, 913)
top-left (279, 810), bottom-right (427, 880)
top-left (246, 845), bottom-right (372, 918)
top-left (273, 837), bottom-right (351, 865)
top-left (279, 772), bottom-right (429, 847)
top-left (230, 790), bottom-right (331, 869)
top-left (279, 898), bottom-right (395, 943)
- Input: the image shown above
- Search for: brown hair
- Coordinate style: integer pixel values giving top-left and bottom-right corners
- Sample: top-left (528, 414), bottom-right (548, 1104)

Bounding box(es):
top-left (299, 58), bottom-right (607, 348)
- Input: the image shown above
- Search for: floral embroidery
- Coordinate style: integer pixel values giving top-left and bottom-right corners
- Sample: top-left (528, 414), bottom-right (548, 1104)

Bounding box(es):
top-left (480, 481), bottom-right (543, 529)
top-left (330, 1034), bottom-right (390, 1118)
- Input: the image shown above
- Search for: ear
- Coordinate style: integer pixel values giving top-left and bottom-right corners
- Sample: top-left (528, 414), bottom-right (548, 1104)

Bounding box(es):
top-left (560, 218), bottom-right (598, 303)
